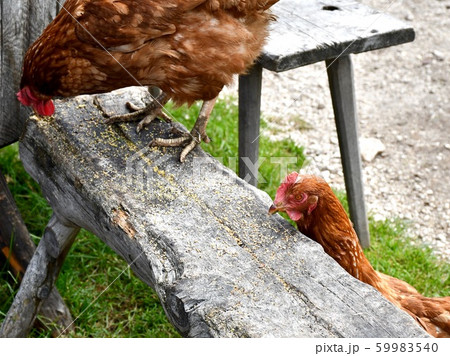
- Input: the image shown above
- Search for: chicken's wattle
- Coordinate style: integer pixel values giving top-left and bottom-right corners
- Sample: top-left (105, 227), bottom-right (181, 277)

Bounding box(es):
top-left (34, 100), bottom-right (55, 116)
top-left (17, 86), bottom-right (54, 116)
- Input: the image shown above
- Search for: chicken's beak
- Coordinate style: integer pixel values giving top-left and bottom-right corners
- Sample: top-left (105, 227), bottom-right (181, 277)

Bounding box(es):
top-left (268, 204), bottom-right (277, 215)
top-left (268, 203), bottom-right (283, 215)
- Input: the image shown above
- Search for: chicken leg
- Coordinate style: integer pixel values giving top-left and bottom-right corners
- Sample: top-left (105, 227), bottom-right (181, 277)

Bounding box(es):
top-left (103, 90), bottom-right (171, 133)
top-left (150, 97), bottom-right (217, 162)
top-left (102, 87), bottom-right (217, 162)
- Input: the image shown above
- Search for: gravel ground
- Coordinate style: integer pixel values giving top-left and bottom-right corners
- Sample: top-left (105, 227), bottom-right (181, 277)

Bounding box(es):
top-left (224, 0), bottom-right (450, 260)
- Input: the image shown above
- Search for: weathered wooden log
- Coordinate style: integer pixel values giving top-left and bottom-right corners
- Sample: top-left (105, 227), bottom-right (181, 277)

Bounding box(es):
top-left (7, 87), bottom-right (427, 337)
top-left (0, 169), bottom-right (74, 336)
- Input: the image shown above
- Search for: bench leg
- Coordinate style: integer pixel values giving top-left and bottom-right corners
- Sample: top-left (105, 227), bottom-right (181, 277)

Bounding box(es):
top-left (0, 214), bottom-right (79, 337)
top-left (238, 63), bottom-right (263, 187)
top-left (325, 55), bottom-right (370, 248)
top-left (0, 170), bottom-right (75, 336)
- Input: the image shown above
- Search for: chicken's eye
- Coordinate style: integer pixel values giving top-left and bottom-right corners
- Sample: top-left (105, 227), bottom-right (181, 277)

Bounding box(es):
top-left (295, 193), bottom-right (307, 203)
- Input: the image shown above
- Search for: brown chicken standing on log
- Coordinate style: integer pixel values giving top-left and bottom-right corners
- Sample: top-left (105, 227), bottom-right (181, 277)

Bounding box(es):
top-left (269, 172), bottom-right (450, 338)
top-left (17, 0), bottom-right (278, 161)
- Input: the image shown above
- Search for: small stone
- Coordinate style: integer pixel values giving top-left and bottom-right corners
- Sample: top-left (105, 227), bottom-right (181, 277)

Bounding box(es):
top-left (422, 56), bottom-right (433, 66)
top-left (432, 50), bottom-right (445, 62)
top-left (360, 137), bottom-right (386, 162)
top-left (317, 103), bottom-right (325, 110)
top-left (330, 136), bottom-right (338, 145)
top-left (404, 12), bottom-right (414, 21)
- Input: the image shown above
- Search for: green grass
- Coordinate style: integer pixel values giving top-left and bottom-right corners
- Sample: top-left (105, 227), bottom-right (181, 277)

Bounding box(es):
top-left (0, 96), bottom-right (448, 337)
top-left (366, 218), bottom-right (449, 297)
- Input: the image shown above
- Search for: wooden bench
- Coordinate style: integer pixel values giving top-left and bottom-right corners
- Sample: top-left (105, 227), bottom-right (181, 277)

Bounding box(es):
top-left (0, 88), bottom-right (427, 337)
top-left (238, 0), bottom-right (415, 248)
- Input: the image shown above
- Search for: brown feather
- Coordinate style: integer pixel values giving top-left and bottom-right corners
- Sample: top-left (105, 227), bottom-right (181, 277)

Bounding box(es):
top-left (20, 0), bottom-right (278, 106)
top-left (272, 173), bottom-right (450, 338)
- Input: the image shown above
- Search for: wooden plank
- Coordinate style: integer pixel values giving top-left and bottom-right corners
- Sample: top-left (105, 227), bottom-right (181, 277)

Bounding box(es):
top-left (0, 215), bottom-right (79, 338)
top-left (8, 87), bottom-right (427, 337)
top-left (0, 169), bottom-right (33, 267)
top-left (261, 0), bottom-right (415, 71)
top-left (326, 55), bottom-right (370, 248)
top-left (238, 64), bottom-right (263, 187)
top-left (0, 169), bottom-right (75, 336)
top-left (0, 0), bottom-right (59, 148)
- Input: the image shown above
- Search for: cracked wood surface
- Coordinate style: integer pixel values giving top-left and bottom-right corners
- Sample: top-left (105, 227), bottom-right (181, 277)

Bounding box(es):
top-left (17, 87), bottom-right (427, 337)
top-left (261, 0), bottom-right (415, 71)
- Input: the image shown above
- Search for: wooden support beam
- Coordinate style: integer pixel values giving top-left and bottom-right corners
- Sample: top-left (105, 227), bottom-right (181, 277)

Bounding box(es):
top-left (0, 169), bottom-right (74, 336)
top-left (326, 55), bottom-right (370, 248)
top-left (0, 215), bottom-right (79, 337)
top-left (239, 63), bottom-right (263, 187)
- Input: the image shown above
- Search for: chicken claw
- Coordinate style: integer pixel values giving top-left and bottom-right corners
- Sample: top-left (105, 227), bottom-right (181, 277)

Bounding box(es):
top-left (151, 132), bottom-right (200, 163)
top-left (150, 98), bottom-right (216, 162)
top-left (103, 91), bottom-right (171, 133)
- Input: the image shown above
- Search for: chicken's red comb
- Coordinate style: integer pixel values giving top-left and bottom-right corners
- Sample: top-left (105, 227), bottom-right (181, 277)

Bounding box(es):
top-left (274, 172), bottom-right (300, 204)
top-left (282, 172), bottom-right (300, 185)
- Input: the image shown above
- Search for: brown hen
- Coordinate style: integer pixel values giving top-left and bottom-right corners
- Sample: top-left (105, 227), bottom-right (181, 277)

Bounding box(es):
top-left (17, 0), bottom-right (278, 161)
top-left (269, 172), bottom-right (450, 338)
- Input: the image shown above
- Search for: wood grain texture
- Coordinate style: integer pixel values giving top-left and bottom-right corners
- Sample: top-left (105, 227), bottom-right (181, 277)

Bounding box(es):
top-left (0, 214), bottom-right (79, 338)
top-left (0, 169), bottom-right (74, 337)
top-left (260, 0), bottom-right (415, 71)
top-left (0, 0), bottom-right (59, 147)
top-left (12, 87), bottom-right (428, 337)
top-left (326, 55), bottom-right (370, 248)
top-left (238, 63), bottom-right (262, 187)
top-left (0, 169), bottom-right (33, 267)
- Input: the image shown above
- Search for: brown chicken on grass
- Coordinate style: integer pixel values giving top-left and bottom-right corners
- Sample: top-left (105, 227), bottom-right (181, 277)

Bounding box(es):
top-left (269, 172), bottom-right (450, 338)
top-left (17, 0), bottom-right (278, 161)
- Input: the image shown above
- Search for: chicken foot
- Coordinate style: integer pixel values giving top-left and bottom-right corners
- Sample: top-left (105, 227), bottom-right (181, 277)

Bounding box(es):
top-left (103, 91), bottom-right (171, 133)
top-left (150, 97), bottom-right (217, 162)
